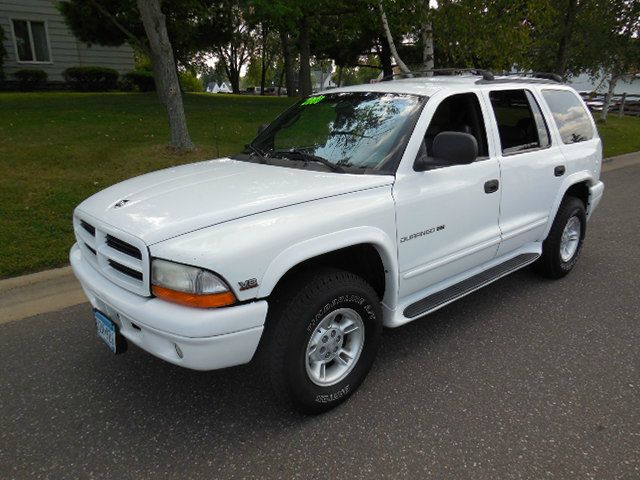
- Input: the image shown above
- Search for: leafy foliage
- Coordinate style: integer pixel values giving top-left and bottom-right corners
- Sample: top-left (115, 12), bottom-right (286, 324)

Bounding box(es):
top-left (13, 69), bottom-right (48, 91)
top-left (63, 66), bottom-right (119, 91)
top-left (124, 70), bottom-right (156, 91)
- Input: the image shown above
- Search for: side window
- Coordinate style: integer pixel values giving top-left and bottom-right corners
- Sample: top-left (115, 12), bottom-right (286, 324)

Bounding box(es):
top-left (489, 89), bottom-right (550, 155)
top-left (542, 89), bottom-right (594, 144)
top-left (422, 92), bottom-right (489, 162)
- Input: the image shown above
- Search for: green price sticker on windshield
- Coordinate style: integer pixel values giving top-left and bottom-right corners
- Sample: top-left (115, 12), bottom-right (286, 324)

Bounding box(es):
top-left (301, 95), bottom-right (325, 106)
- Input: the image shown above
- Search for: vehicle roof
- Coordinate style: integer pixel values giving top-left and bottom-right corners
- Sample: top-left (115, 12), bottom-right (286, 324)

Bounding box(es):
top-left (324, 75), bottom-right (572, 98)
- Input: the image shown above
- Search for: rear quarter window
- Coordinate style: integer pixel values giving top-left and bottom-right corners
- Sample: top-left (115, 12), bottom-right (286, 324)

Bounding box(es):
top-left (541, 89), bottom-right (594, 144)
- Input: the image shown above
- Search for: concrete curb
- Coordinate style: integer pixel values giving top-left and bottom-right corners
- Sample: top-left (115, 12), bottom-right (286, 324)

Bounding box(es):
top-left (1, 151), bottom-right (640, 324)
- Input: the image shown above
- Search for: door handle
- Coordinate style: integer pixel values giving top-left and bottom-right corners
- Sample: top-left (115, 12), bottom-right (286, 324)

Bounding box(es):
top-left (484, 179), bottom-right (499, 194)
top-left (554, 165), bottom-right (566, 177)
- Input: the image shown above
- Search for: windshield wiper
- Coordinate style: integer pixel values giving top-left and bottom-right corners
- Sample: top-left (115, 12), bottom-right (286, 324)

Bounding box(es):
top-left (273, 149), bottom-right (345, 173)
top-left (244, 143), bottom-right (269, 163)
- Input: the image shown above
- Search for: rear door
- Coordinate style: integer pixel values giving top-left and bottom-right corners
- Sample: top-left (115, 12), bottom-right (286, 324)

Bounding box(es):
top-left (394, 91), bottom-right (502, 298)
top-left (483, 88), bottom-right (566, 256)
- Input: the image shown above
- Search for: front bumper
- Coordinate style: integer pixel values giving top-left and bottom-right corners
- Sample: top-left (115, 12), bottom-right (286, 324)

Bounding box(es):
top-left (70, 244), bottom-right (268, 370)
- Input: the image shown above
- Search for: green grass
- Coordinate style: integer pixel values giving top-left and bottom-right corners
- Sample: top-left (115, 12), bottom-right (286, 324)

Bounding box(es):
top-left (0, 92), bottom-right (296, 278)
top-left (596, 115), bottom-right (640, 158)
top-left (0, 92), bottom-right (638, 278)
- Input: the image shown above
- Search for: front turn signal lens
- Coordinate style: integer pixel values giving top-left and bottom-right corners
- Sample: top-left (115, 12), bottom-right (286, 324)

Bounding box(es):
top-left (152, 285), bottom-right (236, 308)
top-left (151, 259), bottom-right (236, 308)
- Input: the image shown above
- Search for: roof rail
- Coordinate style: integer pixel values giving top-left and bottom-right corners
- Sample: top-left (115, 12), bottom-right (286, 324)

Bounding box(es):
top-left (381, 68), bottom-right (495, 82)
top-left (497, 71), bottom-right (563, 83)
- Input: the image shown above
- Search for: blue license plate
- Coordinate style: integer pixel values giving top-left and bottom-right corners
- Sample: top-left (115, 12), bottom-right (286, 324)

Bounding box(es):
top-left (95, 310), bottom-right (118, 353)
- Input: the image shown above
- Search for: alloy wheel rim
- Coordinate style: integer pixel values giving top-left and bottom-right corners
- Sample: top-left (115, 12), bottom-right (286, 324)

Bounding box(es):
top-left (560, 215), bottom-right (581, 262)
top-left (305, 308), bottom-right (365, 387)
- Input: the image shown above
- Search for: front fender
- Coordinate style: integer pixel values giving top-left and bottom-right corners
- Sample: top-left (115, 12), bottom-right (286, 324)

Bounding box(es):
top-left (149, 186), bottom-right (398, 306)
top-left (258, 226), bottom-right (398, 307)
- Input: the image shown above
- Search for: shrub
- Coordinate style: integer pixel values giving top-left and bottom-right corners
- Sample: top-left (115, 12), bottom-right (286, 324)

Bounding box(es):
top-left (63, 66), bottom-right (119, 91)
top-left (123, 70), bottom-right (156, 92)
top-left (13, 69), bottom-right (48, 90)
top-left (179, 71), bottom-right (204, 92)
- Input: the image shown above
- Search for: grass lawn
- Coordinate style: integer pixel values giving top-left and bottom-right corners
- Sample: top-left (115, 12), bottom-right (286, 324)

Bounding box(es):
top-left (0, 92), bottom-right (639, 278)
top-left (0, 92), bottom-right (296, 278)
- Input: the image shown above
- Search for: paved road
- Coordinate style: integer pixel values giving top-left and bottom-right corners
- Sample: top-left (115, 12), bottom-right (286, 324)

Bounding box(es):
top-left (2, 165), bottom-right (639, 480)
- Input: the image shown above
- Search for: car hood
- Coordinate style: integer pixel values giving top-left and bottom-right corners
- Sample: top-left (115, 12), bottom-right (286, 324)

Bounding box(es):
top-left (76, 158), bottom-right (393, 244)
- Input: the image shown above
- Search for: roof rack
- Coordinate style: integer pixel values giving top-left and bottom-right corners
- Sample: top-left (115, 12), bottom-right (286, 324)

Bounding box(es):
top-left (496, 71), bottom-right (563, 83)
top-left (381, 68), bottom-right (495, 82)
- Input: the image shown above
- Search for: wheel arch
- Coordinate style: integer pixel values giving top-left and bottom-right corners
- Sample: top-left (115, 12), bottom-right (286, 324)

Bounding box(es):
top-left (258, 227), bottom-right (398, 308)
top-left (543, 172), bottom-right (594, 238)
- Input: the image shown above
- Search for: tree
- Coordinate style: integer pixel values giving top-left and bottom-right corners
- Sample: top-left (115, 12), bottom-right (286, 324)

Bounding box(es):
top-left (215, 1), bottom-right (255, 94)
top-left (378, 0), bottom-right (411, 74)
top-left (58, 0), bottom-right (231, 150)
top-left (568, 0), bottom-right (640, 122)
top-left (137, 0), bottom-right (193, 149)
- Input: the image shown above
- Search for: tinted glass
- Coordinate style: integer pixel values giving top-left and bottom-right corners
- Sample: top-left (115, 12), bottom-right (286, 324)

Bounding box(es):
top-left (250, 92), bottom-right (425, 173)
top-left (424, 93), bottom-right (488, 158)
top-left (525, 91), bottom-right (550, 148)
top-left (490, 89), bottom-right (546, 154)
top-left (30, 21), bottom-right (50, 62)
top-left (542, 89), bottom-right (594, 144)
top-left (12, 20), bottom-right (33, 62)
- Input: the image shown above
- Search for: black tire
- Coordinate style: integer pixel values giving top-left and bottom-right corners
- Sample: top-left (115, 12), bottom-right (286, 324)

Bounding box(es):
top-left (534, 196), bottom-right (586, 279)
top-left (261, 267), bottom-right (383, 414)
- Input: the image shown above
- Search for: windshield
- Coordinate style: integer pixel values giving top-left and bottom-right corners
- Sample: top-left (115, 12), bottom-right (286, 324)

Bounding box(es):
top-left (239, 92), bottom-right (425, 174)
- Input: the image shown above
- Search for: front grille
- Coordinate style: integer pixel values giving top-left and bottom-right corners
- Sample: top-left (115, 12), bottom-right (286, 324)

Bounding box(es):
top-left (108, 259), bottom-right (143, 280)
top-left (106, 234), bottom-right (142, 259)
top-left (81, 220), bottom-right (95, 236)
top-left (74, 215), bottom-right (150, 296)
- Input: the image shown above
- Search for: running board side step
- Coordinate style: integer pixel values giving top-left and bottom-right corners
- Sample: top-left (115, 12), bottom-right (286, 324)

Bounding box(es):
top-left (403, 253), bottom-right (540, 319)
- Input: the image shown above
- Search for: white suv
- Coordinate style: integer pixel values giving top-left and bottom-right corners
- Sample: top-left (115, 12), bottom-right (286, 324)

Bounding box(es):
top-left (71, 72), bottom-right (604, 413)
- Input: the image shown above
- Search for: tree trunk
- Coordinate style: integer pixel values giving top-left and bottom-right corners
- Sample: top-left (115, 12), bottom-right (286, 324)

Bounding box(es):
top-left (298, 16), bottom-right (313, 97)
top-left (600, 74), bottom-right (619, 123)
top-left (280, 31), bottom-right (296, 97)
top-left (554, 0), bottom-right (579, 77)
top-left (421, 3), bottom-right (434, 73)
top-left (137, 0), bottom-right (194, 151)
top-left (378, 0), bottom-right (411, 74)
top-left (277, 67), bottom-right (284, 96)
top-left (379, 39), bottom-right (393, 78)
top-left (260, 26), bottom-right (267, 95)
top-left (337, 65), bottom-right (343, 87)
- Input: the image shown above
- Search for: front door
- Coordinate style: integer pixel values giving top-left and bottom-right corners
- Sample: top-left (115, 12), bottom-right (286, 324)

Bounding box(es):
top-left (394, 92), bottom-right (502, 298)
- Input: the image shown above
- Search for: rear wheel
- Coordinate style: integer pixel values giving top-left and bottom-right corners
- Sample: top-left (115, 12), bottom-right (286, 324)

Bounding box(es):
top-left (261, 267), bottom-right (382, 414)
top-left (534, 196), bottom-right (586, 279)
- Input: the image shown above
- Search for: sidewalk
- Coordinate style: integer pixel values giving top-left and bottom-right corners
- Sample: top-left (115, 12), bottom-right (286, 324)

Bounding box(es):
top-left (1, 151), bottom-right (639, 324)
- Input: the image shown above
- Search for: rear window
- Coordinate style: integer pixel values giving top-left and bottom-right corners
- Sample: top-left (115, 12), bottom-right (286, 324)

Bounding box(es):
top-left (541, 90), bottom-right (594, 144)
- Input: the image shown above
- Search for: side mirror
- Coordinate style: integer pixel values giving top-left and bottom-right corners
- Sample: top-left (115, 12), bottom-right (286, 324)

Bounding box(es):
top-left (257, 123), bottom-right (269, 135)
top-left (431, 131), bottom-right (478, 166)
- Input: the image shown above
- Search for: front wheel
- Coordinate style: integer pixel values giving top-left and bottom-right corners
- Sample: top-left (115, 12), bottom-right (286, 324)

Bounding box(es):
top-left (261, 268), bottom-right (383, 414)
top-left (534, 196), bottom-right (586, 279)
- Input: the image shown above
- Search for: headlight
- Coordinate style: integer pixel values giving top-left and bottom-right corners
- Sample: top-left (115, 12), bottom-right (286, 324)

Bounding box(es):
top-left (151, 259), bottom-right (236, 308)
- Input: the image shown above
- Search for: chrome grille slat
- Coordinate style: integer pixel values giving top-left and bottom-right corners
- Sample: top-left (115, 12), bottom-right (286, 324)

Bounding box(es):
top-left (73, 215), bottom-right (150, 296)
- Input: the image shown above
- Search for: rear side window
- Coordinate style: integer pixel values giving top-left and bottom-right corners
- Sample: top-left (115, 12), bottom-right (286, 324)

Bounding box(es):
top-left (489, 89), bottom-right (550, 155)
top-left (542, 89), bottom-right (594, 144)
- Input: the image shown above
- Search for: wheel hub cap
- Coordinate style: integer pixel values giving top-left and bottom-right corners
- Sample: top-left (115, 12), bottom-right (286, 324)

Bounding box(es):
top-left (560, 215), bottom-right (581, 262)
top-left (305, 308), bottom-right (365, 387)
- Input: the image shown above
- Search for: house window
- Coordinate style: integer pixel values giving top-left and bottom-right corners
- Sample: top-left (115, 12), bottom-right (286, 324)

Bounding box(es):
top-left (12, 20), bottom-right (51, 63)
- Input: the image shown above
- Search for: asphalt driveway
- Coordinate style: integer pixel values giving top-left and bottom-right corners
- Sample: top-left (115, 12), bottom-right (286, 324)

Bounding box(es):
top-left (1, 164), bottom-right (639, 479)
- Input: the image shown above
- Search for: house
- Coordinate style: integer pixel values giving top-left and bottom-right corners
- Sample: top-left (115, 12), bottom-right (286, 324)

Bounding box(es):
top-left (0, 0), bottom-right (135, 81)
top-left (206, 81), bottom-right (232, 94)
top-left (311, 69), bottom-right (336, 92)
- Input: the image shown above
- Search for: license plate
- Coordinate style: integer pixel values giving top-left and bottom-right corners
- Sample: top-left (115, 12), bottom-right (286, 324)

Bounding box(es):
top-left (95, 310), bottom-right (123, 354)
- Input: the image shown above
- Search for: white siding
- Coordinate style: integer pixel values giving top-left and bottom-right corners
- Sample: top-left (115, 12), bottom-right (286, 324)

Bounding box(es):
top-left (1, 0), bottom-right (135, 81)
